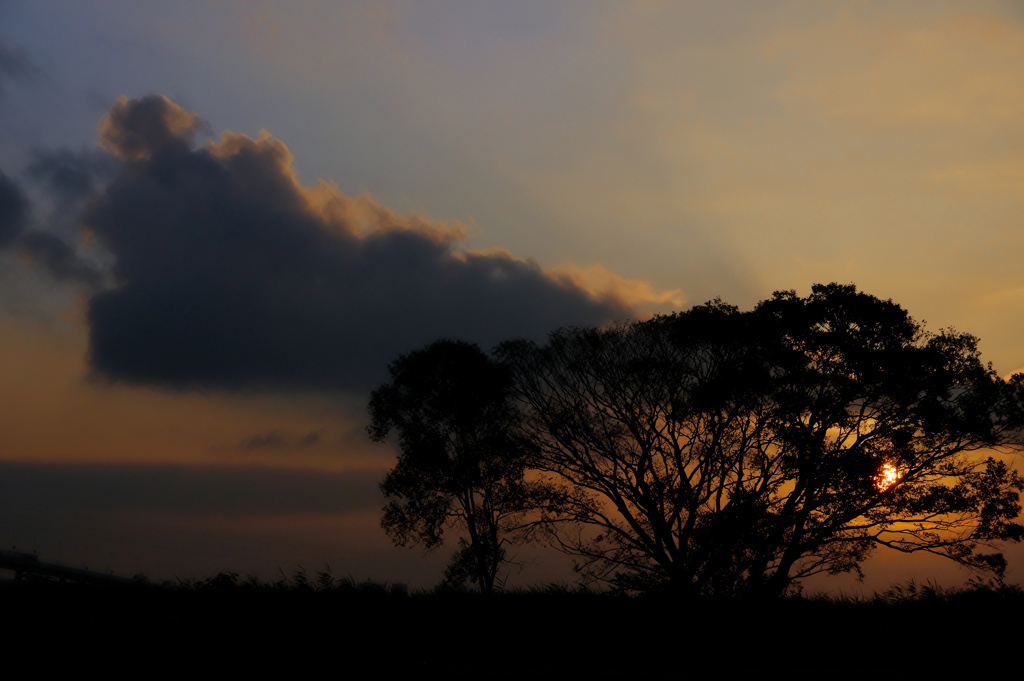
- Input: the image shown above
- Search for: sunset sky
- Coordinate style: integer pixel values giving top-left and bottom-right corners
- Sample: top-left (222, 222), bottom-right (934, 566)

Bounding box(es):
top-left (2, 0), bottom-right (1024, 591)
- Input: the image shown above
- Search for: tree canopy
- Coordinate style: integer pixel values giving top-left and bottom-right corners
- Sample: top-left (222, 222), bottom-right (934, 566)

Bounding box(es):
top-left (497, 283), bottom-right (1024, 596)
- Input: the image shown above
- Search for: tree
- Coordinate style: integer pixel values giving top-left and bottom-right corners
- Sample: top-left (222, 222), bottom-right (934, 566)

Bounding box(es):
top-left (367, 339), bottom-right (550, 593)
top-left (497, 283), bottom-right (1024, 596)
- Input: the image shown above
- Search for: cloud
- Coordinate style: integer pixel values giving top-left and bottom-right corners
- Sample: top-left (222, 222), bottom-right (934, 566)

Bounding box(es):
top-left (239, 431), bottom-right (288, 450)
top-left (82, 95), bottom-right (635, 393)
top-left (98, 94), bottom-right (205, 161)
top-left (0, 168), bottom-right (29, 247)
top-left (15, 148), bottom-right (118, 285)
top-left (19, 231), bottom-right (104, 285)
top-left (297, 430), bottom-right (321, 447)
top-left (0, 462), bottom-right (385, 516)
top-left (0, 36), bottom-right (34, 95)
top-left (548, 263), bottom-right (686, 317)
top-left (0, 153), bottom-right (109, 286)
top-left (26, 147), bottom-right (119, 208)
top-left (237, 430), bottom-right (322, 451)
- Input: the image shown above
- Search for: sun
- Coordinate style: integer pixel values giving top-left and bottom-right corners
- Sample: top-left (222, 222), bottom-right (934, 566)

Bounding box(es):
top-left (874, 461), bottom-right (900, 492)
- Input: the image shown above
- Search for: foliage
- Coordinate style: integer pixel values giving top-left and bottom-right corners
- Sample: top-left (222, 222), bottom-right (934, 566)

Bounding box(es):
top-left (368, 339), bottom-right (559, 593)
top-left (498, 283), bottom-right (1024, 596)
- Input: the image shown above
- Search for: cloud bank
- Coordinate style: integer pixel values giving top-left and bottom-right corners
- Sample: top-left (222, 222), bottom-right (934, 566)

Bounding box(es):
top-left (0, 462), bottom-right (384, 516)
top-left (69, 95), bottom-right (637, 392)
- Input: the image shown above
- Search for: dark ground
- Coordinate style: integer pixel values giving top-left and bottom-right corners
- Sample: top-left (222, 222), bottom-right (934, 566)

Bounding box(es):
top-left (2, 576), bottom-right (1020, 678)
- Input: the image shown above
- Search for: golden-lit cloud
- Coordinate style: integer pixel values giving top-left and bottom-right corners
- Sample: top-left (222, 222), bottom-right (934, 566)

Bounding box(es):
top-left (99, 94), bottom-right (205, 161)
top-left (208, 128), bottom-right (468, 245)
top-left (548, 263), bottom-right (686, 316)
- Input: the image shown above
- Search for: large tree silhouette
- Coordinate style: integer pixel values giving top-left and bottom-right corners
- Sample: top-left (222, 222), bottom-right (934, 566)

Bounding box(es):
top-left (498, 284), bottom-right (1024, 596)
top-left (368, 340), bottom-right (554, 593)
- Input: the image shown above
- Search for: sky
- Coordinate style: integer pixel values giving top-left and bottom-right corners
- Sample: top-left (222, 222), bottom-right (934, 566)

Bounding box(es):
top-left (2, 0), bottom-right (1024, 592)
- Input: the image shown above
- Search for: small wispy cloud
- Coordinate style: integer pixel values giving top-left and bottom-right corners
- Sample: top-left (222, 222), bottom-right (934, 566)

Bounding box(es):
top-left (237, 430), bottom-right (323, 452)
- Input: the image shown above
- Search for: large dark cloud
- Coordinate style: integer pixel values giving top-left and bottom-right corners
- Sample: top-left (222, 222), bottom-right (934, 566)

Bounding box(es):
top-left (83, 95), bottom-right (631, 392)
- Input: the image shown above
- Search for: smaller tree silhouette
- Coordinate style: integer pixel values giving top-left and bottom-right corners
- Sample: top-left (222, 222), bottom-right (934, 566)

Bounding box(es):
top-left (368, 340), bottom-right (551, 593)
